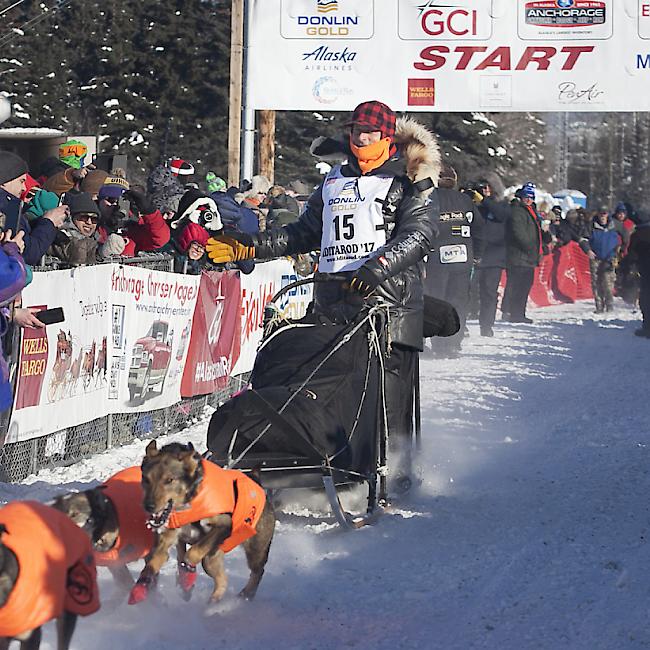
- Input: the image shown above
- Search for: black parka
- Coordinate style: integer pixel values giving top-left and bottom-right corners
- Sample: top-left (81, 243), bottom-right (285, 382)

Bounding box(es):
top-left (253, 118), bottom-right (441, 350)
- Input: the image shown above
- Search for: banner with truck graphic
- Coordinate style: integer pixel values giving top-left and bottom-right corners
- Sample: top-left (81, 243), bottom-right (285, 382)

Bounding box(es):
top-left (8, 260), bottom-right (312, 442)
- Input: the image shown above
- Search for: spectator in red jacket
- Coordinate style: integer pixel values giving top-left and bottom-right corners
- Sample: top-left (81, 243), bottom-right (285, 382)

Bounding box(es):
top-left (98, 188), bottom-right (171, 258)
top-left (95, 176), bottom-right (170, 257)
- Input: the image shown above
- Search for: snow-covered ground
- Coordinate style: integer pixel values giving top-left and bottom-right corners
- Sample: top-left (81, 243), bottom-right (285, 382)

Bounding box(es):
top-left (2, 300), bottom-right (649, 650)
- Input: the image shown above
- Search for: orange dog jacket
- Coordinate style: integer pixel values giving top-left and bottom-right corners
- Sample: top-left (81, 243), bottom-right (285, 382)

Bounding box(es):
top-left (0, 501), bottom-right (99, 638)
top-left (167, 460), bottom-right (265, 553)
top-left (95, 466), bottom-right (154, 566)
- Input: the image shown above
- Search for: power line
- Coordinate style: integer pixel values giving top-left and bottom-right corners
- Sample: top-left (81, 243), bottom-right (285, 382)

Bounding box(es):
top-left (0, 0), bottom-right (74, 49)
top-left (0, 0), bottom-right (28, 19)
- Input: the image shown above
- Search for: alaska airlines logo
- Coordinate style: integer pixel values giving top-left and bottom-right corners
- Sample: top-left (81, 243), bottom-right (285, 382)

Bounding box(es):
top-left (318, 0), bottom-right (338, 13)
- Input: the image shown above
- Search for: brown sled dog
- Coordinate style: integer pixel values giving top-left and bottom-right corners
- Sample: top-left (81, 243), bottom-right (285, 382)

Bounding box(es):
top-left (129, 441), bottom-right (275, 605)
top-left (52, 466), bottom-right (163, 598)
top-left (0, 501), bottom-right (99, 650)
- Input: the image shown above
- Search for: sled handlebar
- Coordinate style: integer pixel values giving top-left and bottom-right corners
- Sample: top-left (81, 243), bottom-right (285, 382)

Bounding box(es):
top-left (269, 273), bottom-right (349, 305)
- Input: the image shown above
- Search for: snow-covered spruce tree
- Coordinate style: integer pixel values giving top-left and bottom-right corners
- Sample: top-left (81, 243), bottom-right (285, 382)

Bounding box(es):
top-left (1, 0), bottom-right (231, 182)
top-left (417, 112), bottom-right (512, 187)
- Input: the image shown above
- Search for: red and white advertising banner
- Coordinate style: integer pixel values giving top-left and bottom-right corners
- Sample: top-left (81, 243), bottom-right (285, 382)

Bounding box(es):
top-left (107, 265), bottom-right (200, 413)
top-left (9, 266), bottom-right (111, 443)
top-left (8, 261), bottom-right (312, 441)
top-left (249, 0), bottom-right (650, 111)
top-left (180, 271), bottom-right (242, 398)
top-left (233, 259), bottom-right (313, 376)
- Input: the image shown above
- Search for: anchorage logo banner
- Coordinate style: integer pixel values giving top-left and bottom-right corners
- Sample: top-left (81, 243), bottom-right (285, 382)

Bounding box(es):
top-left (398, 0), bottom-right (494, 41)
top-left (280, 0), bottom-right (374, 39)
top-left (519, 0), bottom-right (612, 40)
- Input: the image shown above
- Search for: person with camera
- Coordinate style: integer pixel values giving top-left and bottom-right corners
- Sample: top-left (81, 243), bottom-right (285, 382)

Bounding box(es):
top-left (94, 177), bottom-right (170, 257)
top-left (0, 151), bottom-right (67, 265)
top-left (50, 193), bottom-right (101, 266)
top-left (206, 100), bottom-right (440, 492)
top-left (467, 179), bottom-right (511, 337)
top-left (424, 163), bottom-right (479, 357)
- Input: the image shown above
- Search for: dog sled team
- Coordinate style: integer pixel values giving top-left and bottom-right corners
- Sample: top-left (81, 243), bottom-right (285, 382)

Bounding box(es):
top-left (0, 101), bottom-right (455, 648)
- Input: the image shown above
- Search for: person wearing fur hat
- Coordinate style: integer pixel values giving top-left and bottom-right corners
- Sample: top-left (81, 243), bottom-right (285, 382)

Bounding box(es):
top-left (0, 151), bottom-right (67, 265)
top-left (587, 210), bottom-right (621, 313)
top-left (206, 99), bottom-right (440, 492)
top-left (423, 163), bottom-right (480, 357)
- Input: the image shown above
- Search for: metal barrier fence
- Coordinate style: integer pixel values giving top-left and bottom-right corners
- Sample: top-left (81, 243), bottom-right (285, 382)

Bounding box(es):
top-left (0, 253), bottom-right (240, 483)
top-left (0, 373), bottom-right (250, 483)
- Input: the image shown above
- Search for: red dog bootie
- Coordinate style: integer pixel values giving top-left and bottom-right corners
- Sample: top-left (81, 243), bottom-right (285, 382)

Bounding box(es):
top-left (177, 561), bottom-right (197, 593)
top-left (129, 575), bottom-right (152, 605)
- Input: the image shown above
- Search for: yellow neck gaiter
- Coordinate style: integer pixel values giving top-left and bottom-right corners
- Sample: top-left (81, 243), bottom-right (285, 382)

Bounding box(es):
top-left (349, 137), bottom-right (392, 175)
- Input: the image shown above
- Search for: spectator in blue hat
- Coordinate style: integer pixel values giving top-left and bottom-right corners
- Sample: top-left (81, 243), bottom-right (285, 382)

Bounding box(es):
top-left (502, 182), bottom-right (542, 323)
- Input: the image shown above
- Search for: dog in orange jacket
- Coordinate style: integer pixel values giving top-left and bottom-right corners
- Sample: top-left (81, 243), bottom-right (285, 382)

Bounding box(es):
top-left (0, 500), bottom-right (99, 650)
top-left (129, 441), bottom-right (275, 606)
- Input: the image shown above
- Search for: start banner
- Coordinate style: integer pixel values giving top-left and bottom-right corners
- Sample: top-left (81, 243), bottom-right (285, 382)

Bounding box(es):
top-left (249, 0), bottom-right (650, 111)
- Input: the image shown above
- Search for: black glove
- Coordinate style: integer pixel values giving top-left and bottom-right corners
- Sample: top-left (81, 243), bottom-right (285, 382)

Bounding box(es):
top-left (349, 257), bottom-right (388, 297)
top-left (123, 189), bottom-right (155, 216)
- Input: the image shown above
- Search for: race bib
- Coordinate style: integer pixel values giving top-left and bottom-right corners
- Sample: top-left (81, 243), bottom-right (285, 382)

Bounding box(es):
top-left (439, 244), bottom-right (468, 264)
top-left (319, 167), bottom-right (392, 273)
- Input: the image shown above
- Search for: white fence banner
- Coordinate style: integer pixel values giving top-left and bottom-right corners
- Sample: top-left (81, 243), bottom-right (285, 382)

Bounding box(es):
top-left (232, 259), bottom-right (313, 376)
top-left (9, 267), bottom-right (111, 443)
top-left (249, 0), bottom-right (650, 111)
top-left (107, 265), bottom-right (200, 413)
top-left (8, 261), bottom-right (312, 442)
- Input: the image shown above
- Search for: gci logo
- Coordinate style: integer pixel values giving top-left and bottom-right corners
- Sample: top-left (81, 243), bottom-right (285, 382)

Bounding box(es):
top-left (398, 0), bottom-right (493, 41)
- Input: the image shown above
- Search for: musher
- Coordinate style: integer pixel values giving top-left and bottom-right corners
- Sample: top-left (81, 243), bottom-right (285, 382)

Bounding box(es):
top-left (206, 100), bottom-right (441, 491)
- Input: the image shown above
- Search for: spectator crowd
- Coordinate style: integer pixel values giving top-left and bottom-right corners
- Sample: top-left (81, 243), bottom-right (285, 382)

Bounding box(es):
top-left (0, 140), bottom-right (648, 413)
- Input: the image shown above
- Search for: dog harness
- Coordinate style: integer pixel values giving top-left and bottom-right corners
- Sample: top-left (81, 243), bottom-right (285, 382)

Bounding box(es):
top-left (167, 460), bottom-right (266, 553)
top-left (0, 501), bottom-right (99, 638)
top-left (95, 466), bottom-right (154, 566)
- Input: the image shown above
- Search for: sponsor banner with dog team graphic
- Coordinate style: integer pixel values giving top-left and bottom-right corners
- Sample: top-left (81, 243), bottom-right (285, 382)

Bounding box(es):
top-left (249, 0), bottom-right (650, 111)
top-left (8, 260), bottom-right (313, 441)
top-left (107, 264), bottom-right (200, 413)
top-left (9, 267), bottom-right (111, 444)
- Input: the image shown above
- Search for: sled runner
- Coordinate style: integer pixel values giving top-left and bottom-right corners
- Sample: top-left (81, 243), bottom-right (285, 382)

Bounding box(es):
top-left (206, 276), bottom-right (398, 529)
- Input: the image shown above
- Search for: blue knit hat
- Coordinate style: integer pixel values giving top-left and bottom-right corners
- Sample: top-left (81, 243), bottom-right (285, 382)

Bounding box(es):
top-left (615, 202), bottom-right (627, 215)
top-left (520, 182), bottom-right (536, 200)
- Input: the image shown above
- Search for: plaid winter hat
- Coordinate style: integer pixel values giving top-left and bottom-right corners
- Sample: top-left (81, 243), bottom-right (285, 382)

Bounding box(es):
top-left (346, 100), bottom-right (396, 140)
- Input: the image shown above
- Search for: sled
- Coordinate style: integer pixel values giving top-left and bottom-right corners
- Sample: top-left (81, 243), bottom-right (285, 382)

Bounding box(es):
top-left (206, 276), bottom-right (406, 530)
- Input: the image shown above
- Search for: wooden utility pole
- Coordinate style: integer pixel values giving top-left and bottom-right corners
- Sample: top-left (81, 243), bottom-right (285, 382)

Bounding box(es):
top-left (228, 0), bottom-right (244, 187)
top-left (258, 110), bottom-right (276, 184)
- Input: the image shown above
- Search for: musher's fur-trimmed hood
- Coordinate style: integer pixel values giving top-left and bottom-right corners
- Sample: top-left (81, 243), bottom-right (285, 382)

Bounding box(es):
top-left (310, 116), bottom-right (442, 192)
